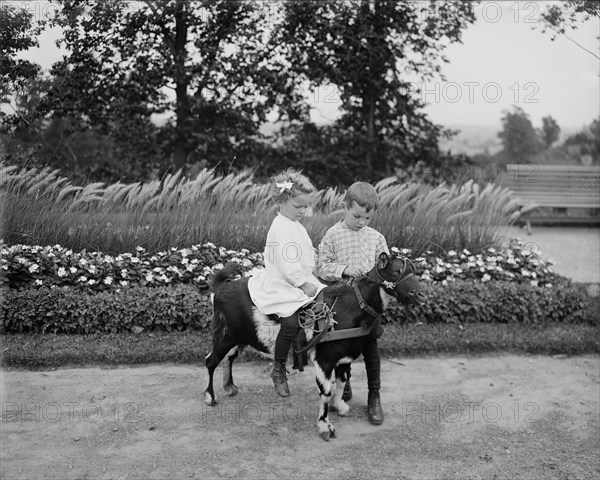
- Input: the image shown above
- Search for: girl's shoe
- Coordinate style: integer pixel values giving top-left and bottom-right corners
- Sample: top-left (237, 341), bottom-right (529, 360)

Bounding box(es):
top-left (271, 361), bottom-right (290, 397)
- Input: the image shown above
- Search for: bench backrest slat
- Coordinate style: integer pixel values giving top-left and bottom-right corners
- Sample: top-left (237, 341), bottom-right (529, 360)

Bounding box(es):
top-left (503, 164), bottom-right (600, 209)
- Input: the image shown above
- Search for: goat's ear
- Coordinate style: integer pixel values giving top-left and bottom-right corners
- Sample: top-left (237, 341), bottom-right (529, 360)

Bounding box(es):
top-left (377, 252), bottom-right (389, 269)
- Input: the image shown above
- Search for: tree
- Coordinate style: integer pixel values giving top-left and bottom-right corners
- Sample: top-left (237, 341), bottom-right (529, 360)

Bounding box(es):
top-left (272, 0), bottom-right (476, 180)
top-left (498, 106), bottom-right (542, 163)
top-left (536, 1), bottom-right (600, 60)
top-left (540, 116), bottom-right (561, 148)
top-left (0, 4), bottom-right (44, 131)
top-left (43, 0), bottom-right (305, 171)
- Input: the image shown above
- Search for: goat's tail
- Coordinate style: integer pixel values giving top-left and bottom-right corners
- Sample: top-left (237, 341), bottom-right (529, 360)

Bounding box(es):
top-left (210, 264), bottom-right (243, 291)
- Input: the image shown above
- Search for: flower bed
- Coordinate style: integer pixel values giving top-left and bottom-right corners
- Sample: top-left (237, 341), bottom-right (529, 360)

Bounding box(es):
top-left (1, 239), bottom-right (562, 292)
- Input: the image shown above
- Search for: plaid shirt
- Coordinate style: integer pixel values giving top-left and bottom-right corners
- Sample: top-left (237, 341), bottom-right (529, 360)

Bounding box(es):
top-left (317, 221), bottom-right (389, 282)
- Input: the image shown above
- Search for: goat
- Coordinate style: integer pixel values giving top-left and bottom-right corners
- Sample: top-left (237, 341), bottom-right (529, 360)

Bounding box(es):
top-left (204, 252), bottom-right (425, 440)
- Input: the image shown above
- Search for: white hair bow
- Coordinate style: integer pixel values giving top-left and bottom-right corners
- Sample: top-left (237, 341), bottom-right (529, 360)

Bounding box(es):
top-left (276, 181), bottom-right (293, 193)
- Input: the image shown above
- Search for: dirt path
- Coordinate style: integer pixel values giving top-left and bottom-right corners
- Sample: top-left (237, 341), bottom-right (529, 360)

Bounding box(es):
top-left (2, 354), bottom-right (599, 480)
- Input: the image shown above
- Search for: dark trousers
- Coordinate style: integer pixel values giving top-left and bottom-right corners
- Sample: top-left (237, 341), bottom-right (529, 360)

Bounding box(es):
top-left (348, 318), bottom-right (383, 392)
top-left (274, 313), bottom-right (300, 364)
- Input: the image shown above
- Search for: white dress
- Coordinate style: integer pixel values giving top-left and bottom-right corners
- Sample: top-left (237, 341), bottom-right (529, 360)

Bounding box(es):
top-left (248, 213), bottom-right (326, 318)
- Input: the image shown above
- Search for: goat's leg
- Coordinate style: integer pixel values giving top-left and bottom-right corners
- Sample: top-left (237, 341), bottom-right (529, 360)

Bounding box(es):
top-left (331, 363), bottom-right (351, 416)
top-left (204, 333), bottom-right (238, 406)
top-left (314, 361), bottom-right (336, 441)
top-left (223, 345), bottom-right (243, 396)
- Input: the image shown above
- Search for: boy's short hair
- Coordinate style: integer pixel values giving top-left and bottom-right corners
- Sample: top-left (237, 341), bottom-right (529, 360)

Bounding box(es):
top-left (270, 168), bottom-right (316, 203)
top-left (344, 182), bottom-right (379, 212)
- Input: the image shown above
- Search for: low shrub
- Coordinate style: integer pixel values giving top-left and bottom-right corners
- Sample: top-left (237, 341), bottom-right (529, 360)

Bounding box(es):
top-left (2, 279), bottom-right (593, 335)
top-left (1, 285), bottom-right (212, 334)
top-left (387, 280), bottom-right (591, 325)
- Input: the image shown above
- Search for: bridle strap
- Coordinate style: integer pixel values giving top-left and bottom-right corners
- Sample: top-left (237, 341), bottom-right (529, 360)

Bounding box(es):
top-left (352, 282), bottom-right (380, 319)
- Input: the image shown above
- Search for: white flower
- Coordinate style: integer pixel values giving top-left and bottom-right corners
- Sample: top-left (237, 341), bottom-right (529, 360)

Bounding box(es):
top-left (70, 266), bottom-right (78, 274)
top-left (57, 267), bottom-right (67, 277)
top-left (145, 274), bottom-right (154, 282)
top-left (28, 264), bottom-right (40, 273)
top-left (530, 280), bottom-right (538, 286)
top-left (481, 274), bottom-right (491, 282)
top-left (103, 277), bottom-right (113, 285)
top-left (120, 280), bottom-right (129, 287)
top-left (276, 181), bottom-right (293, 192)
top-left (448, 250), bottom-right (457, 256)
top-left (78, 276), bottom-right (88, 282)
top-left (35, 279), bottom-right (43, 286)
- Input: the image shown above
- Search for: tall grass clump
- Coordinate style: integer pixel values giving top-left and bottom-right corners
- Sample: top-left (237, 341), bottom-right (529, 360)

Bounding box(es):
top-left (0, 163), bottom-right (526, 254)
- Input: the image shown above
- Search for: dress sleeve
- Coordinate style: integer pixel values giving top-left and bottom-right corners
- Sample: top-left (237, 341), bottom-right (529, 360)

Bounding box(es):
top-left (316, 231), bottom-right (347, 281)
top-left (266, 221), bottom-right (309, 288)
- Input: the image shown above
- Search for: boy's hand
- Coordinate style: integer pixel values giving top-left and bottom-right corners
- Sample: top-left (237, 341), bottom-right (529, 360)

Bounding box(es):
top-left (299, 282), bottom-right (318, 297)
top-left (343, 266), bottom-right (361, 278)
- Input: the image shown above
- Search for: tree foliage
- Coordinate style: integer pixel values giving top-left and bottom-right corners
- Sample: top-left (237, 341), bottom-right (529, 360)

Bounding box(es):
top-left (537, 0), bottom-right (600, 60)
top-left (272, 0), bottom-right (476, 181)
top-left (498, 106), bottom-right (542, 163)
top-left (42, 0), bottom-right (305, 171)
top-left (2, 0), bottom-right (478, 186)
top-left (0, 4), bottom-right (43, 128)
top-left (540, 116), bottom-right (561, 148)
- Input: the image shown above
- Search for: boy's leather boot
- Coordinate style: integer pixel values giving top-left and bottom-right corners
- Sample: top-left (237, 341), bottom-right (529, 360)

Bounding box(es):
top-left (367, 390), bottom-right (384, 425)
top-left (363, 338), bottom-right (383, 424)
top-left (271, 361), bottom-right (290, 397)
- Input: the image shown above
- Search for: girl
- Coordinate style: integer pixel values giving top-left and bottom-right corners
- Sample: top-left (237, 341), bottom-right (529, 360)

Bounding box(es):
top-left (248, 169), bottom-right (325, 397)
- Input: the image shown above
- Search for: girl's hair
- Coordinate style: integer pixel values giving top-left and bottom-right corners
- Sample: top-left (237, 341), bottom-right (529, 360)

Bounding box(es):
top-left (270, 168), bottom-right (317, 203)
top-left (344, 181), bottom-right (380, 212)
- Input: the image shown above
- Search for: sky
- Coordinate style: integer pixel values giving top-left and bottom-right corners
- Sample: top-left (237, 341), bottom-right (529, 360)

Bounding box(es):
top-left (13, 1), bottom-right (600, 131)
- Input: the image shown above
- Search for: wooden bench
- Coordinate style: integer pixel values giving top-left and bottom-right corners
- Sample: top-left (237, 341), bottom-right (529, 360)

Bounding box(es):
top-left (504, 164), bottom-right (600, 234)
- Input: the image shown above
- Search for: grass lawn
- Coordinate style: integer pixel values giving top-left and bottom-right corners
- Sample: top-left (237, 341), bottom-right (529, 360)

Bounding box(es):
top-left (2, 322), bottom-right (598, 370)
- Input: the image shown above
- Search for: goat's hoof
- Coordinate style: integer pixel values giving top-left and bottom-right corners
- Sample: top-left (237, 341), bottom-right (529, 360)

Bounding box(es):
top-left (224, 384), bottom-right (239, 397)
top-left (204, 391), bottom-right (217, 406)
top-left (318, 422), bottom-right (336, 441)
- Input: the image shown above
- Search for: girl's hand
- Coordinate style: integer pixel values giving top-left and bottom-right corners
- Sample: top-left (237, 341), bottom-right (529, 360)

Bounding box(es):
top-left (299, 282), bottom-right (318, 297)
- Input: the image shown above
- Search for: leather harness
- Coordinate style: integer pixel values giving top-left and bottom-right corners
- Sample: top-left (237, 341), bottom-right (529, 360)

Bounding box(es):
top-left (292, 256), bottom-right (416, 370)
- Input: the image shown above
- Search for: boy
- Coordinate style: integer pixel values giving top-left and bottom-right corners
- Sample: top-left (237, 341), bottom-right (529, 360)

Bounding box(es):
top-left (316, 182), bottom-right (388, 425)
